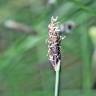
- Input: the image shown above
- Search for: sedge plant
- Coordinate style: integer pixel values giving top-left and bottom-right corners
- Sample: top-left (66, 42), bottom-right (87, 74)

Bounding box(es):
top-left (48, 16), bottom-right (65, 96)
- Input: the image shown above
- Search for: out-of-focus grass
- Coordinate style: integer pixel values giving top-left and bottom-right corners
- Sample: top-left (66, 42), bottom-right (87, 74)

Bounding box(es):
top-left (0, 0), bottom-right (96, 96)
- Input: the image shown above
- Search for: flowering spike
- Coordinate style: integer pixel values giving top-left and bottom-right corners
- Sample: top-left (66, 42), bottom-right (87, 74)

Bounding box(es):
top-left (48, 16), bottom-right (62, 71)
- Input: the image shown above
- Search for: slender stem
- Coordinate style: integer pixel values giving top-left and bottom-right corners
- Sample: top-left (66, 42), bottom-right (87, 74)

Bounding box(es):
top-left (55, 62), bottom-right (60, 96)
top-left (55, 70), bottom-right (60, 96)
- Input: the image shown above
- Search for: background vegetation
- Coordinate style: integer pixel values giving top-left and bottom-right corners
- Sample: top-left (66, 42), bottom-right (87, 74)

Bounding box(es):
top-left (0, 0), bottom-right (96, 96)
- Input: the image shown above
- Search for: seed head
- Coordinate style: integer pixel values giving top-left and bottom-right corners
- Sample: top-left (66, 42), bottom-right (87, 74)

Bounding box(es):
top-left (48, 16), bottom-right (61, 71)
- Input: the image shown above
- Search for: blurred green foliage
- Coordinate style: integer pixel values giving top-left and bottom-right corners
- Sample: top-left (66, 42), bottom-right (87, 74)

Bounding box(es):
top-left (0, 0), bottom-right (96, 96)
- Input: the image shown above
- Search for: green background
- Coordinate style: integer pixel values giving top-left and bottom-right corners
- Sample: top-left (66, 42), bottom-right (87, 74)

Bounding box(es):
top-left (0, 0), bottom-right (96, 96)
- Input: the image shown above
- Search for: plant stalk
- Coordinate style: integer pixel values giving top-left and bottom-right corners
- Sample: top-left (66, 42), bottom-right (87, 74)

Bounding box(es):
top-left (55, 62), bottom-right (60, 96)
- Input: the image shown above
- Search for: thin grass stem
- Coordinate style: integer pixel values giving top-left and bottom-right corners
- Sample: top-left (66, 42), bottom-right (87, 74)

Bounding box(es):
top-left (55, 61), bottom-right (60, 96)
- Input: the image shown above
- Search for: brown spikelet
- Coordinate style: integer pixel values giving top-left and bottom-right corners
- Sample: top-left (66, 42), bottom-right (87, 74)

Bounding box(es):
top-left (48, 16), bottom-right (61, 71)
